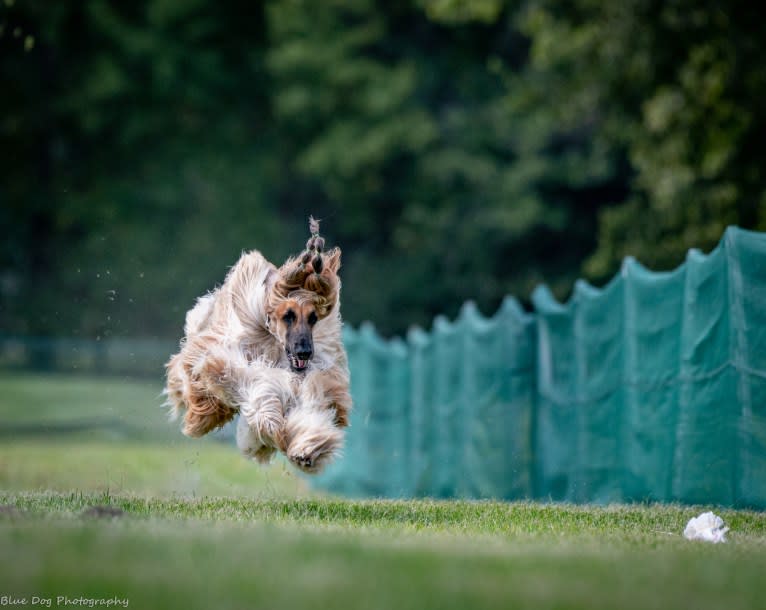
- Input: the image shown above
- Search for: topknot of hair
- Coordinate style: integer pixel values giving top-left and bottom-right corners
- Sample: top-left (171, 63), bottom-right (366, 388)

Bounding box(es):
top-left (269, 217), bottom-right (341, 319)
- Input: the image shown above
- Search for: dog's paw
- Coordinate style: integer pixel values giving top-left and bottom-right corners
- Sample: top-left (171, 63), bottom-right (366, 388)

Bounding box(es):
top-left (250, 445), bottom-right (278, 465)
top-left (284, 408), bottom-right (343, 474)
top-left (290, 454), bottom-right (319, 471)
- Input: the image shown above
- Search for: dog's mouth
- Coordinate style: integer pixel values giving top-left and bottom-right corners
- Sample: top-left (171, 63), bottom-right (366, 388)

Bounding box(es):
top-left (288, 353), bottom-right (310, 372)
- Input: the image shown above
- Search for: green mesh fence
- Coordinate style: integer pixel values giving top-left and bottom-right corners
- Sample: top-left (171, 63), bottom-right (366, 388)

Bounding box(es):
top-left (314, 227), bottom-right (766, 508)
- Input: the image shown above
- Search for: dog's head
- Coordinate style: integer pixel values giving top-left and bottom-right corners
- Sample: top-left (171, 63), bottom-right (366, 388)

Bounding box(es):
top-left (267, 246), bottom-right (341, 372)
top-left (269, 292), bottom-right (319, 372)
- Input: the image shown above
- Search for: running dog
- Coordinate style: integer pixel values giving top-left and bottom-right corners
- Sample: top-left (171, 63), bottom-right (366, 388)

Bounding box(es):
top-left (164, 218), bottom-right (351, 473)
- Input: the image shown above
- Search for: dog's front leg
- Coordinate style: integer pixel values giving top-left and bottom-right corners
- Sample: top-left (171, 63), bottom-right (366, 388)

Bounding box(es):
top-left (233, 363), bottom-right (294, 461)
top-left (283, 367), bottom-right (350, 473)
top-left (236, 412), bottom-right (280, 464)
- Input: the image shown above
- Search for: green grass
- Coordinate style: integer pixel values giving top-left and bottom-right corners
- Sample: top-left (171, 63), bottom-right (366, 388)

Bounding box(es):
top-left (2, 493), bottom-right (766, 610)
top-left (2, 373), bottom-right (766, 610)
top-left (0, 372), bottom-right (176, 440)
top-left (0, 440), bottom-right (307, 499)
top-left (0, 372), bottom-right (305, 498)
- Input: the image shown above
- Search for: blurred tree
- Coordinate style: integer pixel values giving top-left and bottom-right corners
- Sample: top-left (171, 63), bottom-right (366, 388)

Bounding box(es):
top-left (2, 0), bottom-right (764, 340)
top-left (513, 0), bottom-right (766, 278)
top-left (1, 0), bottom-right (287, 338)
top-left (266, 0), bottom-right (617, 333)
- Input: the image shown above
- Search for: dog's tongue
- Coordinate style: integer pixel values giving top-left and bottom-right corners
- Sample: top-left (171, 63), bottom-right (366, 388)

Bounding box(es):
top-left (296, 359), bottom-right (307, 369)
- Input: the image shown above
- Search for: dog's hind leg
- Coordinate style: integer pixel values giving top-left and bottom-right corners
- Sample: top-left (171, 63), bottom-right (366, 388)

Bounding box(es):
top-left (168, 330), bottom-right (240, 437)
top-left (165, 339), bottom-right (238, 438)
top-left (164, 351), bottom-right (188, 421)
top-left (170, 334), bottom-right (292, 444)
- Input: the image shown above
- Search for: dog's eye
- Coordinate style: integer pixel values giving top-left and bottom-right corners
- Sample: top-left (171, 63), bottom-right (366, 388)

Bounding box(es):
top-left (282, 309), bottom-right (296, 324)
top-left (308, 312), bottom-right (318, 326)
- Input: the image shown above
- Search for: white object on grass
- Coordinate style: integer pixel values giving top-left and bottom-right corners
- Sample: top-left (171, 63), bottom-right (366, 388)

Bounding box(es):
top-left (683, 511), bottom-right (729, 543)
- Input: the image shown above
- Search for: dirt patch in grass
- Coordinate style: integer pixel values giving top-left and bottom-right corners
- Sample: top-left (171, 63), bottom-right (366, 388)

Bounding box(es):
top-left (82, 505), bottom-right (126, 519)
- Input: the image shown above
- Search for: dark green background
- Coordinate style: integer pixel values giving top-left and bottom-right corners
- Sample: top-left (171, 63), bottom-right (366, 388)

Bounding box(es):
top-left (2, 0), bottom-right (764, 338)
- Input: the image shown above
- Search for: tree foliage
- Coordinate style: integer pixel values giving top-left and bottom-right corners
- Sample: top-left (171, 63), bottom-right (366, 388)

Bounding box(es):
top-left (1, 0), bottom-right (764, 338)
top-left (511, 0), bottom-right (766, 277)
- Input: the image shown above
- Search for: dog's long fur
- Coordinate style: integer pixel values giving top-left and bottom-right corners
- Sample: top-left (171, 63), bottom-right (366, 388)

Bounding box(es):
top-left (164, 226), bottom-right (351, 473)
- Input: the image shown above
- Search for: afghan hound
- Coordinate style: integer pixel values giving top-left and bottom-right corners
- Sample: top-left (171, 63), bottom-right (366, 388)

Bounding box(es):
top-left (164, 218), bottom-right (351, 473)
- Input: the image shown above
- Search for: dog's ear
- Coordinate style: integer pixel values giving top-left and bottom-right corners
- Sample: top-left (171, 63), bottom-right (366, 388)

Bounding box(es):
top-left (303, 249), bottom-right (340, 318)
top-left (273, 257), bottom-right (308, 299)
top-left (322, 247), bottom-right (341, 275)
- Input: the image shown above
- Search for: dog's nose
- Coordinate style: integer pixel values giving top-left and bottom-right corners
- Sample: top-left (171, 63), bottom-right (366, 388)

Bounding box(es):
top-left (295, 336), bottom-right (313, 361)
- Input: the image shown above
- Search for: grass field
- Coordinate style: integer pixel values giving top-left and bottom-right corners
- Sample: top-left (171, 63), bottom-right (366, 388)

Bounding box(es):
top-left (0, 373), bottom-right (306, 498)
top-left (2, 373), bottom-right (766, 610)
